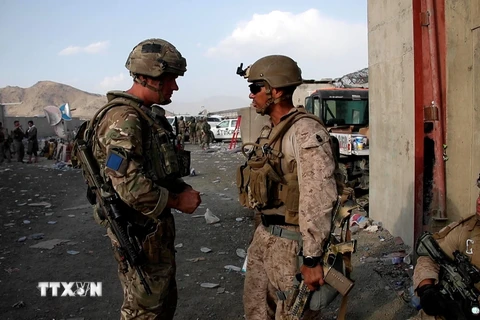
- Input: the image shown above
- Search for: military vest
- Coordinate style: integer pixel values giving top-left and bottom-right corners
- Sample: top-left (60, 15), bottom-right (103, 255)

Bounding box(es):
top-left (236, 108), bottom-right (337, 225)
top-left (77, 91), bottom-right (190, 191)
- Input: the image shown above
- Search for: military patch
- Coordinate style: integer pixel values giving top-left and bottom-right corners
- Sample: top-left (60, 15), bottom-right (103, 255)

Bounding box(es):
top-left (142, 43), bottom-right (162, 53)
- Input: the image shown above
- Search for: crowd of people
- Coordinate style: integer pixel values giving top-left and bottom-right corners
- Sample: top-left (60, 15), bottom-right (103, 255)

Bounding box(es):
top-left (0, 120), bottom-right (75, 165)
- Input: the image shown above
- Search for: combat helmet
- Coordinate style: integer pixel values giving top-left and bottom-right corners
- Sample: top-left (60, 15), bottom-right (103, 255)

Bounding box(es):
top-left (247, 55), bottom-right (302, 88)
top-left (237, 55), bottom-right (302, 115)
top-left (125, 38), bottom-right (187, 78)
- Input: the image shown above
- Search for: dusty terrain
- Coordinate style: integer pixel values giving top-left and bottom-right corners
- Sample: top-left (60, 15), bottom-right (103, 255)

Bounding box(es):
top-left (0, 143), bottom-right (419, 320)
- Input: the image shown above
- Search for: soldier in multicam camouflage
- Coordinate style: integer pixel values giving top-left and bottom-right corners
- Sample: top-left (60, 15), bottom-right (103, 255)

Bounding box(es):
top-left (90, 38), bottom-right (201, 320)
top-left (236, 55), bottom-right (338, 320)
top-left (409, 175), bottom-right (480, 320)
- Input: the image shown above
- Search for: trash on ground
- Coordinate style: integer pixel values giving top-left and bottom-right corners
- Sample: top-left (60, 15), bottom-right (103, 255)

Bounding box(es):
top-left (236, 248), bottom-right (246, 258)
top-left (12, 300), bottom-right (25, 308)
top-left (186, 257), bottom-right (205, 262)
top-left (205, 208), bottom-right (220, 224)
top-left (67, 250), bottom-right (80, 255)
top-left (29, 239), bottom-right (70, 250)
top-left (224, 265), bottom-right (242, 272)
top-left (201, 282), bottom-right (220, 289)
top-left (18, 236), bottom-right (27, 242)
top-left (365, 225), bottom-right (379, 233)
top-left (200, 247), bottom-right (212, 253)
top-left (28, 201), bottom-right (52, 208)
top-left (175, 243), bottom-right (184, 248)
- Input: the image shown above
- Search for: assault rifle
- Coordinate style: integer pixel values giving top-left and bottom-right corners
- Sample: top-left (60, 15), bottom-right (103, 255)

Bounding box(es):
top-left (416, 232), bottom-right (480, 317)
top-left (75, 138), bottom-right (152, 295)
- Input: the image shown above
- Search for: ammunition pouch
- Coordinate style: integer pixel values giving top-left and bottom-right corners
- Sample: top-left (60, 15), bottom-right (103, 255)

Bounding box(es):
top-left (237, 157), bottom-right (283, 209)
top-left (148, 128), bottom-right (190, 180)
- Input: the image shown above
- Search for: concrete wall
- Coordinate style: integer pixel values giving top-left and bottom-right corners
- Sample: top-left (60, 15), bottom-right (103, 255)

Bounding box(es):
top-left (444, 0), bottom-right (480, 221)
top-left (2, 116), bottom-right (85, 139)
top-left (238, 107), bottom-right (268, 144)
top-left (368, 0), bottom-right (416, 246)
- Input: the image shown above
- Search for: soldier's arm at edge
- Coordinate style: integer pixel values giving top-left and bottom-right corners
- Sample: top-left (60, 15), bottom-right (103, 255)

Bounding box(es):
top-left (293, 121), bottom-right (338, 257)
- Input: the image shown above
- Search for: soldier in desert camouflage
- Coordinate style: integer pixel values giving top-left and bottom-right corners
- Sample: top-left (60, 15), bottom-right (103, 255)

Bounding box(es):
top-left (236, 55), bottom-right (338, 319)
top-left (89, 38), bottom-right (201, 320)
top-left (410, 174), bottom-right (480, 320)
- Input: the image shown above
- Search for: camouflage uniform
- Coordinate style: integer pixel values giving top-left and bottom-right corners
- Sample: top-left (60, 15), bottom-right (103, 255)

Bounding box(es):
top-left (196, 119), bottom-right (203, 145)
top-left (201, 120), bottom-right (211, 149)
top-left (238, 55), bottom-right (337, 320)
top-left (189, 119), bottom-right (196, 144)
top-left (177, 117), bottom-right (185, 146)
top-left (88, 39), bottom-right (193, 320)
top-left (411, 212), bottom-right (480, 320)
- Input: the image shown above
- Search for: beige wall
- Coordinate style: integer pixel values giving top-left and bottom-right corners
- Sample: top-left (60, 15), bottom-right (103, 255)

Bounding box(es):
top-left (238, 107), bottom-right (268, 144)
top-left (368, 0), bottom-right (480, 246)
top-left (368, 0), bottom-right (416, 246)
top-left (445, 0), bottom-right (480, 221)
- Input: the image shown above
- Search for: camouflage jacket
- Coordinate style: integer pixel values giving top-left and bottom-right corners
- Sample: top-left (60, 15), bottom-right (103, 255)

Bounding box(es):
top-left (92, 91), bottom-right (187, 221)
top-left (258, 108), bottom-right (337, 257)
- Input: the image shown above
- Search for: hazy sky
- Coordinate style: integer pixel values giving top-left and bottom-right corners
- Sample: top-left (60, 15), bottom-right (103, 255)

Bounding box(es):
top-left (0, 0), bottom-right (368, 114)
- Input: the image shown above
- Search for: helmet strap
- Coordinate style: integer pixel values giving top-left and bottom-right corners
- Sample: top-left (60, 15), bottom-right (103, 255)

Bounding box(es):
top-left (134, 76), bottom-right (171, 105)
top-left (255, 82), bottom-right (289, 115)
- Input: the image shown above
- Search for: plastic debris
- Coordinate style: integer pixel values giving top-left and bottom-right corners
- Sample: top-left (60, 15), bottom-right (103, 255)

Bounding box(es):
top-left (18, 236), bottom-right (27, 242)
top-left (201, 283), bottom-right (220, 289)
top-left (67, 250), bottom-right (80, 255)
top-left (205, 208), bottom-right (220, 224)
top-left (236, 248), bottom-right (246, 258)
top-left (224, 265), bottom-right (241, 272)
top-left (190, 168), bottom-right (196, 176)
top-left (186, 257), bottom-right (205, 262)
top-left (200, 247), bottom-right (212, 253)
top-left (23, 220), bottom-right (30, 224)
top-left (27, 201), bottom-right (52, 208)
top-left (47, 221), bottom-right (57, 225)
top-left (365, 225), bottom-right (379, 233)
top-left (175, 243), bottom-right (184, 248)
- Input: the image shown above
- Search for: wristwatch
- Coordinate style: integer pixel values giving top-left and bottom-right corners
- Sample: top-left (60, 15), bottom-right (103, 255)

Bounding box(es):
top-left (302, 256), bottom-right (322, 268)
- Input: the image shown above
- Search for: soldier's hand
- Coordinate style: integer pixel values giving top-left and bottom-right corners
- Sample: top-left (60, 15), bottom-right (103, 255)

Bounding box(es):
top-left (300, 264), bottom-right (325, 291)
top-left (417, 284), bottom-right (467, 319)
top-left (176, 189), bottom-right (201, 214)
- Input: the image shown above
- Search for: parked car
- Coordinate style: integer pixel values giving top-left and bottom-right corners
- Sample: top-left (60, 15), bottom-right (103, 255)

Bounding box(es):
top-left (213, 119), bottom-right (241, 141)
top-left (206, 115), bottom-right (224, 129)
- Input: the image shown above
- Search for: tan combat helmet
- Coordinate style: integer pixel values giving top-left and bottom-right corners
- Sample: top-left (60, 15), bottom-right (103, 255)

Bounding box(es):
top-left (125, 38), bottom-right (187, 78)
top-left (247, 55), bottom-right (302, 88)
top-left (241, 55), bottom-right (303, 115)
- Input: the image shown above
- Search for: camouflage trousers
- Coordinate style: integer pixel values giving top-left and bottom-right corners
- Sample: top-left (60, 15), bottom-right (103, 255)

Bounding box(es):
top-left (108, 213), bottom-right (177, 320)
top-left (243, 224), bottom-right (322, 320)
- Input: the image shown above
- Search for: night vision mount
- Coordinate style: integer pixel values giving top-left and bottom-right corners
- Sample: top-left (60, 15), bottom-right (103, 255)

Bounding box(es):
top-left (236, 63), bottom-right (250, 78)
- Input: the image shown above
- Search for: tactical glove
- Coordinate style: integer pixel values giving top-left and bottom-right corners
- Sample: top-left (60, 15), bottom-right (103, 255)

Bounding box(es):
top-left (417, 284), bottom-right (467, 320)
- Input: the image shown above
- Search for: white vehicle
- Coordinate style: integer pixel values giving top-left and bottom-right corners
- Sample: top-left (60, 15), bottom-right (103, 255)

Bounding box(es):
top-left (206, 115), bottom-right (224, 129)
top-left (213, 119), bottom-right (241, 141)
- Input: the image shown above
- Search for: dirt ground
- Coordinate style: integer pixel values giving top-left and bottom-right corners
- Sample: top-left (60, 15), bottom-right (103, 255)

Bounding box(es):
top-left (0, 143), bottom-right (419, 320)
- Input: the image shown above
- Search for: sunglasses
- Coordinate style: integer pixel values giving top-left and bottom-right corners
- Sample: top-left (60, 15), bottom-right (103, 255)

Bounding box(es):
top-left (249, 82), bottom-right (265, 95)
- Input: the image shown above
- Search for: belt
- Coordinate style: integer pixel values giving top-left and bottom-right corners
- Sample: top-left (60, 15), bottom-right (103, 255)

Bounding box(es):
top-left (265, 225), bottom-right (302, 242)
